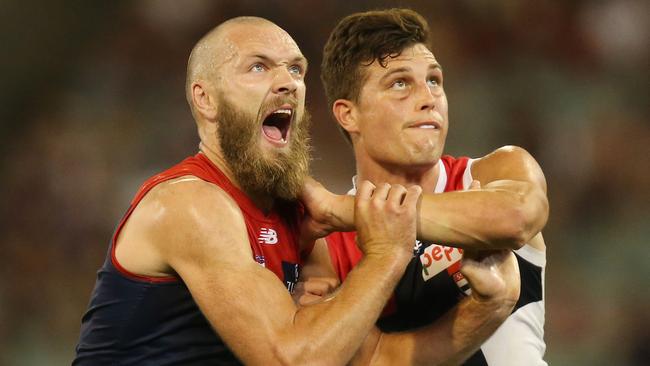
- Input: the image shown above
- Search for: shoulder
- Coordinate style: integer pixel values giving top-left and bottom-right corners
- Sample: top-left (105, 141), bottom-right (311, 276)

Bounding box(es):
top-left (136, 175), bottom-right (248, 253)
top-left (473, 145), bottom-right (537, 170)
top-left (147, 175), bottom-right (241, 220)
top-left (471, 146), bottom-right (546, 188)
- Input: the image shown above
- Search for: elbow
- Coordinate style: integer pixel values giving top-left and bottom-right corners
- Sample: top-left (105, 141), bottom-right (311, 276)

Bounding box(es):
top-left (271, 340), bottom-right (332, 366)
top-left (271, 342), bottom-right (304, 366)
top-left (502, 194), bottom-right (548, 250)
top-left (492, 207), bottom-right (528, 250)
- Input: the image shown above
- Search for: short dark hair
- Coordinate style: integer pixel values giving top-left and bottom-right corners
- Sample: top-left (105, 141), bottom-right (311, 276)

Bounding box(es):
top-left (321, 8), bottom-right (431, 142)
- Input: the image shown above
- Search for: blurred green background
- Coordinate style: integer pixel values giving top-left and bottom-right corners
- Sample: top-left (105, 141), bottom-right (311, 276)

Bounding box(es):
top-left (1, 1), bottom-right (648, 365)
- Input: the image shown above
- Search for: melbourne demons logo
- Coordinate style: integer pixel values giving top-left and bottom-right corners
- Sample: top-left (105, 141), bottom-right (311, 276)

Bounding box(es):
top-left (258, 228), bottom-right (278, 244)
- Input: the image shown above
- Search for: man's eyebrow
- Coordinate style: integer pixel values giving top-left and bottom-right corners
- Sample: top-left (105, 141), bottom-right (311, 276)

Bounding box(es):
top-left (378, 62), bottom-right (443, 83)
top-left (379, 66), bottom-right (412, 83)
top-left (249, 54), bottom-right (274, 64)
top-left (248, 54), bottom-right (308, 69)
top-left (429, 62), bottom-right (443, 72)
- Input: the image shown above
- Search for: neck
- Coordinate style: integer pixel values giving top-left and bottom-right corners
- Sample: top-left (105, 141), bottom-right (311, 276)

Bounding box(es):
top-left (355, 152), bottom-right (441, 193)
top-left (199, 140), bottom-right (275, 213)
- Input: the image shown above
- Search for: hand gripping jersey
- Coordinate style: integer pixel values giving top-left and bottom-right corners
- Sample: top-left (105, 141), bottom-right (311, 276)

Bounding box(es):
top-left (326, 155), bottom-right (547, 366)
top-left (74, 153), bottom-right (303, 365)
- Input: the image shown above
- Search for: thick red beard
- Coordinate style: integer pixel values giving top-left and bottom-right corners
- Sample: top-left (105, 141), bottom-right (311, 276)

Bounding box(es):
top-left (216, 95), bottom-right (311, 201)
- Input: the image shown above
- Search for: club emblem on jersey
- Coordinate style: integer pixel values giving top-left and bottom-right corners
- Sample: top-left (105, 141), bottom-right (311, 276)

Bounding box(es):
top-left (258, 228), bottom-right (278, 245)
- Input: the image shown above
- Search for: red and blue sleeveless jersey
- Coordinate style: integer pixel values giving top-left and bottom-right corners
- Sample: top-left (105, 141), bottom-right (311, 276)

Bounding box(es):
top-left (74, 153), bottom-right (303, 365)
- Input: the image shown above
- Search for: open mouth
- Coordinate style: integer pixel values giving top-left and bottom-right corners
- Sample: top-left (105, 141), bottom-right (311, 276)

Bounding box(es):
top-left (262, 106), bottom-right (293, 145)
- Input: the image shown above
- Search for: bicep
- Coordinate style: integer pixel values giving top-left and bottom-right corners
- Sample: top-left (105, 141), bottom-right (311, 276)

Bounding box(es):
top-left (471, 145), bottom-right (547, 194)
top-left (177, 252), bottom-right (298, 363)
top-left (155, 185), bottom-right (299, 364)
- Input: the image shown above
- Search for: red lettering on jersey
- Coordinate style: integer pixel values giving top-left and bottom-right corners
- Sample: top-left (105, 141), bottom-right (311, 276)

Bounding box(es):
top-left (423, 252), bottom-right (432, 267)
top-left (432, 246), bottom-right (442, 260)
top-left (444, 247), bottom-right (455, 261)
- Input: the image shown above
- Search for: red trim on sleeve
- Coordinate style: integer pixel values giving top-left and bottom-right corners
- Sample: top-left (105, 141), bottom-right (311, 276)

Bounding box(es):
top-left (110, 242), bottom-right (178, 283)
top-left (440, 155), bottom-right (470, 192)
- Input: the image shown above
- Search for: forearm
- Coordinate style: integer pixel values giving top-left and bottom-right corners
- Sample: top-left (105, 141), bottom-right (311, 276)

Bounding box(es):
top-left (281, 253), bottom-right (410, 365)
top-left (418, 181), bottom-right (547, 249)
top-left (328, 183), bottom-right (547, 249)
top-left (371, 294), bottom-right (515, 366)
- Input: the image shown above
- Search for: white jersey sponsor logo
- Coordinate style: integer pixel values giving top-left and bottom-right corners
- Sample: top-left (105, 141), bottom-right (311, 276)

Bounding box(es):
top-left (258, 228), bottom-right (278, 245)
top-left (419, 244), bottom-right (463, 281)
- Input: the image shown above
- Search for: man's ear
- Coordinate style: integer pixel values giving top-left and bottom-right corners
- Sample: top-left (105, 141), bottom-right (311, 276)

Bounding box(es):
top-left (191, 81), bottom-right (218, 121)
top-left (332, 99), bottom-right (360, 135)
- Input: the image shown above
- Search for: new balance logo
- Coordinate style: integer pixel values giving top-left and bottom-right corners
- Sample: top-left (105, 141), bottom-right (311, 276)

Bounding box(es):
top-left (258, 228), bottom-right (278, 245)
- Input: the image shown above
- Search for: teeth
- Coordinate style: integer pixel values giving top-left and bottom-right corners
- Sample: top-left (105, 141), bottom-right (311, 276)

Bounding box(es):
top-left (273, 109), bottom-right (292, 115)
top-left (419, 125), bottom-right (437, 129)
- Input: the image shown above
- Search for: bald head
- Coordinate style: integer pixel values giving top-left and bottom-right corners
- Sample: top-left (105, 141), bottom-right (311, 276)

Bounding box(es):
top-left (185, 17), bottom-right (294, 118)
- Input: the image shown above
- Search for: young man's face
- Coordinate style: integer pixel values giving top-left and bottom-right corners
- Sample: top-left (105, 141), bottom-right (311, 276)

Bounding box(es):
top-left (352, 43), bottom-right (448, 169)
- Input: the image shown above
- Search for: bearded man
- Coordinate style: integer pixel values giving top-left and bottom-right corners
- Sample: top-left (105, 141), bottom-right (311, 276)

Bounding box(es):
top-left (74, 16), bottom-right (519, 365)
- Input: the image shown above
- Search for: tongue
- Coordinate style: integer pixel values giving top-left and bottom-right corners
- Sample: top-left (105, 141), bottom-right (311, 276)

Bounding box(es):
top-left (262, 125), bottom-right (283, 141)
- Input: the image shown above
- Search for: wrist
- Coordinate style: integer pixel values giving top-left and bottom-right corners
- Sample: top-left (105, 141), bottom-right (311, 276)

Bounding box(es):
top-left (329, 194), bottom-right (355, 231)
top-left (364, 243), bottom-right (412, 265)
top-left (468, 291), bottom-right (516, 317)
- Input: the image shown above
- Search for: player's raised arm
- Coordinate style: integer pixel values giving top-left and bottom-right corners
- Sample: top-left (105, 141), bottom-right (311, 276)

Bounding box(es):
top-left (154, 179), bottom-right (420, 365)
top-left (299, 241), bottom-right (520, 366)
top-left (415, 145), bottom-right (548, 249)
top-left (302, 145), bottom-right (548, 250)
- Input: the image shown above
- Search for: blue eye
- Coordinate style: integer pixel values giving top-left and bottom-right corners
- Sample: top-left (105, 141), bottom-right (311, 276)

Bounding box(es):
top-left (427, 78), bottom-right (438, 87)
top-left (391, 79), bottom-right (407, 90)
top-left (288, 65), bottom-right (302, 75)
top-left (250, 63), bottom-right (265, 73)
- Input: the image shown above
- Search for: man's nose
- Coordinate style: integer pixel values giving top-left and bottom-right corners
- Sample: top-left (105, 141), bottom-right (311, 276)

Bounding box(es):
top-left (272, 68), bottom-right (299, 95)
top-left (416, 82), bottom-right (436, 111)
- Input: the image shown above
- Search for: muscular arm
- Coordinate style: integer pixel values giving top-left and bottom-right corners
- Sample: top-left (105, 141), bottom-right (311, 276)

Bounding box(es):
top-left (300, 241), bottom-right (520, 366)
top-left (304, 145), bottom-right (548, 250)
top-left (416, 145), bottom-right (548, 249)
top-left (143, 179), bottom-right (418, 365)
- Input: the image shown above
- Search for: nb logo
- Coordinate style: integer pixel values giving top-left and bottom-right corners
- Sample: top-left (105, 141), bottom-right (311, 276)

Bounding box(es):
top-left (258, 228), bottom-right (278, 245)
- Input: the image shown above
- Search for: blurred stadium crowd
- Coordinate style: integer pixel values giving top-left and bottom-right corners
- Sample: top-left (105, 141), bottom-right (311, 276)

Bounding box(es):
top-left (1, 1), bottom-right (648, 365)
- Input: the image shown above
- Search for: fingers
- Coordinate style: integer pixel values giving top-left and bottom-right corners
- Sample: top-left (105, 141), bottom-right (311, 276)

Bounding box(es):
top-left (386, 184), bottom-right (407, 206)
top-left (357, 180), bottom-right (422, 207)
top-left (294, 277), bottom-right (340, 306)
top-left (373, 183), bottom-right (391, 201)
top-left (356, 180), bottom-right (376, 203)
top-left (402, 185), bottom-right (422, 208)
top-left (460, 249), bottom-right (519, 300)
top-left (297, 293), bottom-right (326, 306)
top-left (302, 277), bottom-right (338, 296)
